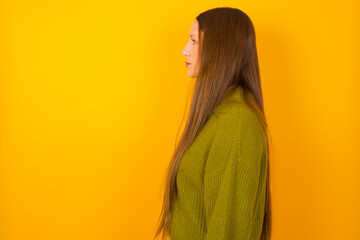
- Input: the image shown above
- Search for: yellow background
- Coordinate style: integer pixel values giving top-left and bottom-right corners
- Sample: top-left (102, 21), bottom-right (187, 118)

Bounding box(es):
top-left (0, 0), bottom-right (359, 239)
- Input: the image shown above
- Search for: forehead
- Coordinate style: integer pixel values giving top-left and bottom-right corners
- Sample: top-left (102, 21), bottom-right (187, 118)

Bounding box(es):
top-left (190, 20), bottom-right (199, 37)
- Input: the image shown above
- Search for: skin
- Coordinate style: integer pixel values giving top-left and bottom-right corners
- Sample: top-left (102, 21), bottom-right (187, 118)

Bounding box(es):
top-left (182, 19), bottom-right (203, 78)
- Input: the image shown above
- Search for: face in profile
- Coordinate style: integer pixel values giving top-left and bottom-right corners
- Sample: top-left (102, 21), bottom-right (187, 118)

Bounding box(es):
top-left (182, 19), bottom-right (202, 78)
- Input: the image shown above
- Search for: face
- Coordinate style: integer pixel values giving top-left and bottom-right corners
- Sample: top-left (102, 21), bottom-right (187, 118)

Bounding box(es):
top-left (182, 19), bottom-right (202, 78)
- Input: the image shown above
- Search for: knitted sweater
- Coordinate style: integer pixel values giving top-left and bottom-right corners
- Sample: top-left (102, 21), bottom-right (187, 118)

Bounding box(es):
top-left (169, 86), bottom-right (268, 240)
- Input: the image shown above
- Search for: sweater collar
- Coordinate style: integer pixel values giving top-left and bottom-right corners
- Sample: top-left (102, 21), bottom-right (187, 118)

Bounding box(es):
top-left (214, 86), bottom-right (247, 114)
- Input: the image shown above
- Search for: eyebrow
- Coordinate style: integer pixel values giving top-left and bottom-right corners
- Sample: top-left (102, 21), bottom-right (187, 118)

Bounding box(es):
top-left (190, 34), bottom-right (198, 38)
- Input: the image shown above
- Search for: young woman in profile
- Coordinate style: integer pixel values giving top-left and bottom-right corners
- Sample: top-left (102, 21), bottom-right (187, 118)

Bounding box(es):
top-left (153, 7), bottom-right (272, 240)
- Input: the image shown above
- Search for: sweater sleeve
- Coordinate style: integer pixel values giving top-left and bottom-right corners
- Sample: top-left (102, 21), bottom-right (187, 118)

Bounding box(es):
top-left (203, 110), bottom-right (266, 240)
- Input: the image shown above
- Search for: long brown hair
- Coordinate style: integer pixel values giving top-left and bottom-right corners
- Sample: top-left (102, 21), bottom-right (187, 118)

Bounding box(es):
top-left (153, 7), bottom-right (273, 240)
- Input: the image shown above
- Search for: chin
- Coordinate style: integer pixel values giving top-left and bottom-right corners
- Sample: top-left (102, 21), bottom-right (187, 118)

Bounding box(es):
top-left (189, 74), bottom-right (198, 78)
top-left (187, 68), bottom-right (198, 78)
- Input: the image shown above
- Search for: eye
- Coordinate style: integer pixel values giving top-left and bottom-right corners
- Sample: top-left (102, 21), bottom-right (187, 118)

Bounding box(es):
top-left (191, 39), bottom-right (197, 43)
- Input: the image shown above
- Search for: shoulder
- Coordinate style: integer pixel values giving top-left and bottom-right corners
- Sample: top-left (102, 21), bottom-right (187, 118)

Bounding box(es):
top-left (215, 104), bottom-right (265, 139)
top-left (216, 105), bottom-right (267, 174)
top-left (204, 105), bottom-right (267, 177)
top-left (237, 107), bottom-right (266, 140)
top-left (235, 107), bottom-right (267, 178)
top-left (210, 104), bottom-right (267, 154)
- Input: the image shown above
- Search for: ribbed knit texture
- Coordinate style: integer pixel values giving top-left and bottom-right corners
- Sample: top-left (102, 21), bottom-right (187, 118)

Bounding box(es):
top-left (169, 86), bottom-right (268, 240)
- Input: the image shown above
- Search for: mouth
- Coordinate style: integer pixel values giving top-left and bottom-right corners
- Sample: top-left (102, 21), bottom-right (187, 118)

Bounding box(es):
top-left (185, 61), bottom-right (191, 67)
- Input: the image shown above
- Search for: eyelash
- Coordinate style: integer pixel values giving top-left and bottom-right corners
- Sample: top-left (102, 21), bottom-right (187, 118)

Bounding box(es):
top-left (191, 39), bottom-right (197, 44)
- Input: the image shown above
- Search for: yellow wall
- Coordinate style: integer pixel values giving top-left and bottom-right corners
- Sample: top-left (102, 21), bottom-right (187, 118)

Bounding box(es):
top-left (0, 0), bottom-right (359, 239)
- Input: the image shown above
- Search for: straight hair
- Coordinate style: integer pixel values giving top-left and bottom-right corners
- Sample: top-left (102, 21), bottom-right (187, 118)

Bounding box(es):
top-left (153, 7), bottom-right (273, 240)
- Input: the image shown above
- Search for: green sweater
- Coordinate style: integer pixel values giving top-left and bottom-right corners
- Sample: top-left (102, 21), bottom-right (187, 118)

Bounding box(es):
top-left (169, 86), bottom-right (268, 240)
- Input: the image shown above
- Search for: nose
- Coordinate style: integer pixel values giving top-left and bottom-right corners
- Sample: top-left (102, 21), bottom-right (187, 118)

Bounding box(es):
top-left (182, 44), bottom-right (190, 57)
top-left (182, 48), bottom-right (189, 57)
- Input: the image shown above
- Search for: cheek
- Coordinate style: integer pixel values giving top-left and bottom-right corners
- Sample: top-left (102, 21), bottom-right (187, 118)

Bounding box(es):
top-left (194, 49), bottom-right (199, 63)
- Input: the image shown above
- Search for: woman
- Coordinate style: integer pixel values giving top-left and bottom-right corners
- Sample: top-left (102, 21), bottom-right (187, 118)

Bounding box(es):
top-left (153, 7), bottom-right (272, 240)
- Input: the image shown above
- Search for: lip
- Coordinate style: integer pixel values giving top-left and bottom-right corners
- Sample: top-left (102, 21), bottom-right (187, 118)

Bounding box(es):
top-left (185, 61), bottom-right (191, 67)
